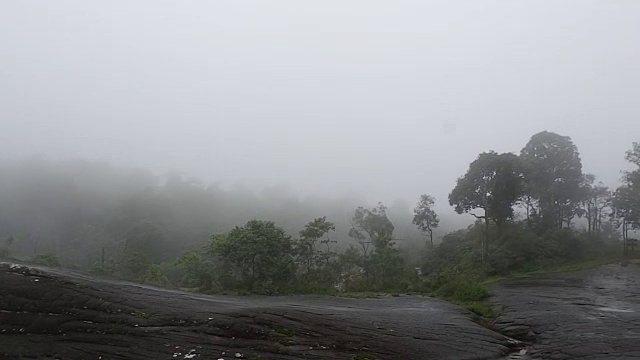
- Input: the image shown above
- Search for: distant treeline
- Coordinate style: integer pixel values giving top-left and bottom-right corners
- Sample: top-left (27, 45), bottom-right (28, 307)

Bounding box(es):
top-left (0, 131), bottom-right (638, 299)
top-left (0, 157), bottom-right (456, 267)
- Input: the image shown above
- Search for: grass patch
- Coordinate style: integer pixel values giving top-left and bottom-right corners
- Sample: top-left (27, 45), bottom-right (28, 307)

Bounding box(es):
top-left (551, 257), bottom-right (619, 272)
top-left (336, 292), bottom-right (382, 299)
top-left (429, 276), bottom-right (496, 321)
top-left (482, 257), bottom-right (620, 286)
top-left (354, 352), bottom-right (376, 360)
top-left (135, 311), bottom-right (152, 319)
top-left (434, 278), bottom-right (489, 303)
top-left (273, 326), bottom-right (296, 337)
top-left (465, 301), bottom-right (494, 318)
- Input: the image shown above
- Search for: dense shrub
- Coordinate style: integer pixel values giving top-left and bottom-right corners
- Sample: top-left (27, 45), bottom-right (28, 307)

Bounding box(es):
top-left (27, 253), bottom-right (61, 267)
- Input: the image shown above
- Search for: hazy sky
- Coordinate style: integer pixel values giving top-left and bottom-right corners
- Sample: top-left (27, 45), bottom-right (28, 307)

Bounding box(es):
top-left (1, 1), bottom-right (639, 210)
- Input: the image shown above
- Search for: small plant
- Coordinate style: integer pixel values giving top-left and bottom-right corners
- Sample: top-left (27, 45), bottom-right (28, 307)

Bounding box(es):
top-left (456, 284), bottom-right (489, 302)
top-left (135, 310), bottom-right (152, 319)
top-left (28, 253), bottom-right (61, 267)
top-left (466, 302), bottom-right (494, 318)
top-left (354, 352), bottom-right (376, 360)
top-left (273, 326), bottom-right (296, 337)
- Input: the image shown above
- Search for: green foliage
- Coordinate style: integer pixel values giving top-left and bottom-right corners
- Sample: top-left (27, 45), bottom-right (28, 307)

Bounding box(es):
top-left (0, 132), bottom-right (630, 306)
top-left (28, 253), bottom-right (61, 267)
top-left (123, 220), bottom-right (168, 263)
top-left (349, 203), bottom-right (395, 254)
top-left (626, 142), bottom-right (640, 168)
top-left (466, 302), bottom-right (494, 318)
top-left (413, 194), bottom-right (439, 247)
top-left (272, 326), bottom-right (296, 337)
top-left (428, 220), bottom-right (620, 280)
top-left (0, 237), bottom-right (14, 259)
top-left (521, 131), bottom-right (583, 230)
top-left (143, 263), bottom-right (170, 287)
top-left (612, 143), bottom-right (640, 255)
top-left (173, 251), bottom-right (215, 289)
top-left (366, 246), bottom-right (406, 292)
top-left (118, 251), bottom-right (152, 279)
top-left (297, 217), bottom-right (336, 277)
top-left (208, 220), bottom-right (296, 293)
top-left (449, 151), bottom-right (525, 226)
top-left (353, 352), bottom-right (377, 360)
top-left (449, 151), bottom-right (525, 262)
top-left (339, 204), bottom-right (408, 293)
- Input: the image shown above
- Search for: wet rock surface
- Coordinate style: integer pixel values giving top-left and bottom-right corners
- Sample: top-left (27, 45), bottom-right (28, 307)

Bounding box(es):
top-left (0, 263), bottom-right (510, 360)
top-left (490, 262), bottom-right (640, 360)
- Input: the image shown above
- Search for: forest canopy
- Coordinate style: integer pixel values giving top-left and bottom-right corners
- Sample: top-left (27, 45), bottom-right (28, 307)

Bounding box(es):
top-left (0, 132), bottom-right (638, 295)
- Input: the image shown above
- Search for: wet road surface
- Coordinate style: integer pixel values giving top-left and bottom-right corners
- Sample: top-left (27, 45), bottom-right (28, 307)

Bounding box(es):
top-left (490, 261), bottom-right (640, 360)
top-left (4, 261), bottom-right (640, 359)
top-left (0, 263), bottom-right (510, 360)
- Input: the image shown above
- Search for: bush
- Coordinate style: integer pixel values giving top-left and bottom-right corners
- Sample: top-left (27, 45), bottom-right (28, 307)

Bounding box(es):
top-left (207, 220), bottom-right (296, 293)
top-left (173, 251), bottom-right (214, 289)
top-left (143, 264), bottom-right (170, 287)
top-left (466, 302), bottom-right (494, 318)
top-left (456, 284), bottom-right (490, 302)
top-left (0, 237), bottom-right (14, 259)
top-left (28, 253), bottom-right (61, 267)
top-left (433, 271), bottom-right (489, 302)
top-left (432, 221), bottom-right (620, 278)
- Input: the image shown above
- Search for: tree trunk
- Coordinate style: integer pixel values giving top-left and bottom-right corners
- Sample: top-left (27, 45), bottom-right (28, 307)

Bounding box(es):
top-left (429, 230), bottom-right (433, 249)
top-left (483, 218), bottom-right (489, 265)
top-left (623, 219), bottom-right (628, 257)
top-left (586, 205), bottom-right (592, 235)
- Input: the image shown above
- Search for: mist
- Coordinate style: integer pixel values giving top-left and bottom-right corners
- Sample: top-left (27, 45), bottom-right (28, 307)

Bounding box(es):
top-left (3, 4), bottom-right (640, 359)
top-left (1, 1), bottom-right (639, 213)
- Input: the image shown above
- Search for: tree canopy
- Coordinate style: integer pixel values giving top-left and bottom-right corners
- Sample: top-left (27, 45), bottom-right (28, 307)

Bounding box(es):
top-left (413, 194), bottom-right (439, 247)
top-left (208, 220), bottom-right (295, 292)
top-left (348, 203), bottom-right (395, 254)
top-left (449, 151), bottom-right (525, 227)
top-left (520, 131), bottom-right (583, 229)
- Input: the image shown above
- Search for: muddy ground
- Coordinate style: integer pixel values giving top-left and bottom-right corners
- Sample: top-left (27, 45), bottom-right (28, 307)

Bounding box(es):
top-left (2, 262), bottom-right (640, 359)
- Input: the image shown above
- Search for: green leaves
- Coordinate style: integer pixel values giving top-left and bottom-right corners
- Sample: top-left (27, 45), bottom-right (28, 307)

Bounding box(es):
top-left (413, 194), bottom-right (439, 246)
top-left (207, 220), bottom-right (295, 292)
top-left (449, 151), bottom-right (525, 226)
top-left (520, 131), bottom-right (583, 228)
top-left (349, 203), bottom-right (395, 253)
top-left (297, 217), bottom-right (336, 274)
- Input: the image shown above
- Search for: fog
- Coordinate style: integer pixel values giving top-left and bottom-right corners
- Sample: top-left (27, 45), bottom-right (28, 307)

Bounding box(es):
top-left (1, 0), bottom-right (639, 211)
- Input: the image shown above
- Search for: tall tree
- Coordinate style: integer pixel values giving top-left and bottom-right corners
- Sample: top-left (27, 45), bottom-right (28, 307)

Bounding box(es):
top-left (520, 131), bottom-right (583, 230)
top-left (611, 186), bottom-right (640, 255)
top-left (449, 151), bottom-right (525, 262)
top-left (297, 217), bottom-right (336, 274)
top-left (347, 203), bottom-right (402, 288)
top-left (626, 142), bottom-right (640, 168)
top-left (577, 174), bottom-right (611, 235)
top-left (413, 194), bottom-right (439, 248)
top-left (208, 220), bottom-right (295, 291)
top-left (612, 142), bottom-right (640, 255)
top-left (348, 203), bottom-right (395, 255)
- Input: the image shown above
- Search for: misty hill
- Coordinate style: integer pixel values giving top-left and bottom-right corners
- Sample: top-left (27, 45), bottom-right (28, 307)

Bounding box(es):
top-left (0, 157), bottom-right (469, 268)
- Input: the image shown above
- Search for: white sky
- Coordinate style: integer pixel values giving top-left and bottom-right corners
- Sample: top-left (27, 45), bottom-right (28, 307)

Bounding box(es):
top-left (1, 1), bottom-right (639, 210)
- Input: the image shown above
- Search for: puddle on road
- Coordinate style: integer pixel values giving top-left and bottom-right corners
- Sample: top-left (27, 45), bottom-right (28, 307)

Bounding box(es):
top-left (502, 347), bottom-right (529, 360)
top-left (596, 307), bottom-right (634, 313)
top-left (500, 338), bottom-right (530, 360)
